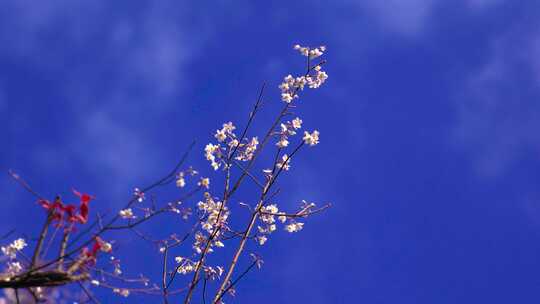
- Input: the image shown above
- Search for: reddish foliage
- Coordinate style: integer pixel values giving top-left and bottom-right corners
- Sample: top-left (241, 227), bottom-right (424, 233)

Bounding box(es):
top-left (37, 189), bottom-right (94, 226)
top-left (83, 237), bottom-right (110, 265)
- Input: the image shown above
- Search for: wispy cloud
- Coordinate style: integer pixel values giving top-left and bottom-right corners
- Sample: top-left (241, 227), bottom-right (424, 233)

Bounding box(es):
top-left (452, 27), bottom-right (540, 178)
top-left (361, 0), bottom-right (436, 36)
top-left (348, 0), bottom-right (506, 37)
top-left (2, 1), bottom-right (211, 200)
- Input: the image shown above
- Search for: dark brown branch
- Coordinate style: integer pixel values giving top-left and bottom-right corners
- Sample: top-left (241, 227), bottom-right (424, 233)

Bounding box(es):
top-left (0, 270), bottom-right (89, 289)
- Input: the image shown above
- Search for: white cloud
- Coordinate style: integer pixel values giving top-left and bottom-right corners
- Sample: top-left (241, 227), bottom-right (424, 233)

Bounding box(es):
top-left (2, 1), bottom-right (210, 199)
top-left (466, 0), bottom-right (505, 10)
top-left (350, 0), bottom-right (506, 37)
top-left (362, 0), bottom-right (436, 36)
top-left (452, 29), bottom-right (540, 178)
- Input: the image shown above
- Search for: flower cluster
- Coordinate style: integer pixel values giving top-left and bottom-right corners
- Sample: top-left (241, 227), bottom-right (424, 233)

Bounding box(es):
top-left (197, 177), bottom-right (210, 189)
top-left (256, 199), bottom-right (321, 245)
top-left (215, 122), bottom-right (236, 143)
top-left (275, 154), bottom-right (291, 171)
top-left (1, 238), bottom-right (27, 259)
top-left (192, 231), bottom-right (224, 255)
top-left (235, 137), bottom-right (259, 161)
top-left (113, 288), bottom-right (130, 297)
top-left (276, 117), bottom-right (303, 148)
top-left (175, 256), bottom-right (198, 275)
top-left (303, 130), bottom-right (320, 146)
top-left (284, 200), bottom-right (318, 232)
top-left (197, 193), bottom-right (229, 234)
top-left (205, 143), bottom-right (223, 170)
top-left (293, 44), bottom-right (326, 59)
top-left (119, 208), bottom-right (135, 219)
top-left (176, 172), bottom-right (187, 188)
top-left (0, 238), bottom-right (24, 279)
top-left (174, 256), bottom-right (224, 279)
top-left (284, 222), bottom-right (304, 233)
top-left (133, 188), bottom-right (145, 203)
top-left (205, 122), bottom-right (260, 170)
top-left (176, 166), bottom-right (199, 188)
top-left (279, 45), bottom-right (328, 103)
top-left (192, 193), bottom-right (228, 254)
top-left (257, 204), bottom-right (281, 245)
top-left (5, 261), bottom-right (23, 277)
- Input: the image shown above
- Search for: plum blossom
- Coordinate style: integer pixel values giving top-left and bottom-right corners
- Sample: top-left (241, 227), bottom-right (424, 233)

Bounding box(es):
top-left (281, 92), bottom-right (294, 103)
top-left (205, 143), bottom-right (223, 170)
top-left (292, 117), bottom-right (302, 130)
top-left (119, 208), bottom-right (135, 219)
top-left (276, 137), bottom-right (289, 148)
top-left (257, 235), bottom-right (268, 245)
top-left (306, 69), bottom-right (328, 89)
top-left (293, 44), bottom-right (326, 59)
top-left (198, 177), bottom-right (210, 189)
top-left (303, 130), bottom-right (320, 146)
top-left (113, 288), bottom-right (130, 297)
top-left (276, 154), bottom-right (291, 171)
top-left (256, 205), bottom-right (284, 246)
top-left (276, 117), bottom-right (303, 148)
top-left (176, 172), bottom-right (186, 188)
top-left (133, 188), bottom-right (145, 203)
top-left (5, 262), bottom-right (22, 276)
top-left (235, 137), bottom-right (259, 161)
top-left (285, 222), bottom-right (304, 233)
top-left (279, 45), bottom-right (328, 104)
top-left (197, 193), bottom-right (229, 235)
top-left (1, 238), bottom-right (27, 259)
top-left (215, 122), bottom-right (236, 142)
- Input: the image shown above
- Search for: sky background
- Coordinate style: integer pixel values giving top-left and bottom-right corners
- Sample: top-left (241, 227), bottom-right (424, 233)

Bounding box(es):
top-left (2, 0), bottom-right (540, 303)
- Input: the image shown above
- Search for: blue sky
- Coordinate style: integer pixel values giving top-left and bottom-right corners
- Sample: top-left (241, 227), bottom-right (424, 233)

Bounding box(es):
top-left (2, 1), bottom-right (540, 303)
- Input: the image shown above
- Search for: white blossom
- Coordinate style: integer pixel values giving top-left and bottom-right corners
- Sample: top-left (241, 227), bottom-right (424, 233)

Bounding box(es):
top-left (133, 188), bottom-right (145, 202)
top-left (100, 241), bottom-right (112, 253)
top-left (281, 92), bottom-right (294, 103)
top-left (260, 204), bottom-right (279, 224)
top-left (280, 45), bottom-right (328, 104)
top-left (303, 130), bottom-right (320, 146)
top-left (1, 238), bottom-right (27, 259)
top-left (113, 288), bottom-right (130, 297)
top-left (205, 143), bottom-right (222, 170)
top-left (6, 262), bottom-right (22, 275)
top-left (195, 193), bottom-right (229, 253)
top-left (276, 137), bottom-right (289, 148)
top-left (215, 122), bottom-right (236, 142)
top-left (119, 208), bottom-right (135, 219)
top-left (235, 137), bottom-right (258, 161)
top-left (285, 222), bottom-right (304, 233)
top-left (276, 154), bottom-right (291, 171)
top-left (198, 177), bottom-right (210, 189)
top-left (292, 117), bottom-right (302, 130)
top-left (293, 44), bottom-right (326, 59)
top-left (306, 70), bottom-right (329, 89)
top-left (176, 172), bottom-right (186, 188)
top-left (258, 235), bottom-right (267, 245)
